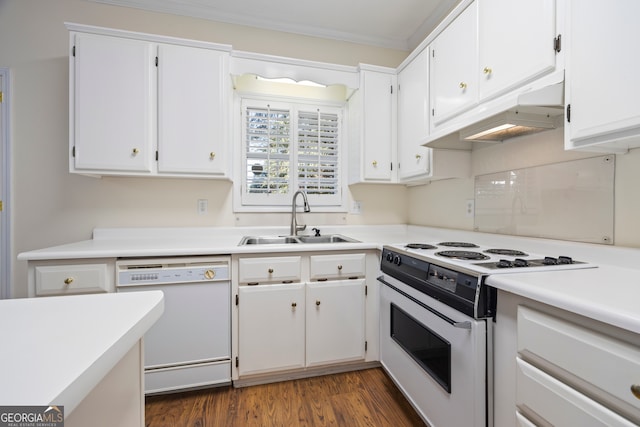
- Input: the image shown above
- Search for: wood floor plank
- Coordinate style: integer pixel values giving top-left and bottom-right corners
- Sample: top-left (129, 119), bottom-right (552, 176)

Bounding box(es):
top-left (145, 368), bottom-right (428, 427)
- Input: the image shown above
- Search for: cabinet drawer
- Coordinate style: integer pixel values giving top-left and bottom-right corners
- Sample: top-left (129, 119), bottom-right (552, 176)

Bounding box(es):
top-left (238, 256), bottom-right (302, 284)
top-left (518, 306), bottom-right (640, 420)
top-left (35, 264), bottom-right (109, 296)
top-left (516, 358), bottom-right (636, 427)
top-left (515, 411), bottom-right (536, 427)
top-left (309, 253), bottom-right (365, 280)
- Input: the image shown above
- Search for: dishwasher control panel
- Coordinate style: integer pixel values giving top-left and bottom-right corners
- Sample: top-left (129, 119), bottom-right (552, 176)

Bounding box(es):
top-left (116, 257), bottom-right (230, 286)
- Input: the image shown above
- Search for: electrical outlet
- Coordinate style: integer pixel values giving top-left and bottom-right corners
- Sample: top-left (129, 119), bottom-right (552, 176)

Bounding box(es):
top-left (352, 200), bottom-right (362, 215)
top-left (465, 199), bottom-right (474, 218)
top-left (197, 199), bottom-right (208, 215)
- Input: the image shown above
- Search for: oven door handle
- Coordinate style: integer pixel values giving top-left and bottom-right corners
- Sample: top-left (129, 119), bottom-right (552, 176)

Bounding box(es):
top-left (377, 275), bottom-right (472, 330)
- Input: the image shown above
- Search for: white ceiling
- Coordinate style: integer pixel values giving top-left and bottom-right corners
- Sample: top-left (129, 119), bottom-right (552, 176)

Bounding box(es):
top-left (89, 0), bottom-right (462, 51)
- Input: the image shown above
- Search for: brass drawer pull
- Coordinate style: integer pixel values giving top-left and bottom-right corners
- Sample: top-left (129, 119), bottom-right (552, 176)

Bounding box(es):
top-left (337, 264), bottom-right (343, 270)
top-left (316, 300), bottom-right (321, 306)
top-left (291, 302), bottom-right (297, 308)
top-left (64, 277), bottom-right (74, 285)
top-left (268, 268), bottom-right (274, 274)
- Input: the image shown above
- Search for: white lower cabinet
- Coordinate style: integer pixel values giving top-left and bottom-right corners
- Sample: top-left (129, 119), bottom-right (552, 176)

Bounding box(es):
top-left (306, 280), bottom-right (365, 367)
top-left (494, 291), bottom-right (640, 427)
top-left (237, 280), bottom-right (366, 377)
top-left (516, 358), bottom-right (637, 427)
top-left (234, 252), bottom-right (370, 380)
top-left (515, 305), bottom-right (640, 426)
top-left (237, 283), bottom-right (306, 376)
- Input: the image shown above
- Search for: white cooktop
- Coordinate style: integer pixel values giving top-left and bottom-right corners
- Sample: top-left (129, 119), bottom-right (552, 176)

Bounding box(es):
top-left (385, 241), bottom-right (597, 276)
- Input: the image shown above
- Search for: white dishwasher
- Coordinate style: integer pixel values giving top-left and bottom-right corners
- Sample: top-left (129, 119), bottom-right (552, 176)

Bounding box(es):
top-left (116, 256), bottom-right (230, 394)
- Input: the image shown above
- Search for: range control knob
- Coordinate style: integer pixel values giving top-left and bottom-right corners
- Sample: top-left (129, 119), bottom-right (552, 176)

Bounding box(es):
top-left (393, 255), bottom-right (402, 266)
top-left (386, 252), bottom-right (394, 263)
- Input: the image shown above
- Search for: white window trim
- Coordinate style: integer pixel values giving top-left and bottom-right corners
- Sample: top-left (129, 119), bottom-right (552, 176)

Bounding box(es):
top-left (233, 93), bottom-right (348, 213)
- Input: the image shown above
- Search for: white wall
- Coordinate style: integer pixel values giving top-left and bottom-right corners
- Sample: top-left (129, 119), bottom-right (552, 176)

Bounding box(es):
top-left (0, 0), bottom-right (408, 297)
top-left (408, 128), bottom-right (640, 248)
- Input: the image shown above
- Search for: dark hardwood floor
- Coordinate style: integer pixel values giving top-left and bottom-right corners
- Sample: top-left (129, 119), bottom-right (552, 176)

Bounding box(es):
top-left (145, 368), bottom-right (428, 426)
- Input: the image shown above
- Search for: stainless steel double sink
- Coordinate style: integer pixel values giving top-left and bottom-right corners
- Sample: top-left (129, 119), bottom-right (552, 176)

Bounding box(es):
top-left (239, 234), bottom-right (359, 245)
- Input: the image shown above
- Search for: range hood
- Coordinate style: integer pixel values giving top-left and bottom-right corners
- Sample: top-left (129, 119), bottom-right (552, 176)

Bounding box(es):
top-left (424, 81), bottom-right (565, 149)
top-left (460, 110), bottom-right (557, 142)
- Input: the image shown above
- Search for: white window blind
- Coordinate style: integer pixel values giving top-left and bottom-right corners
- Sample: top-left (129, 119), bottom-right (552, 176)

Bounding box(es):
top-left (241, 98), bottom-right (343, 209)
top-left (297, 110), bottom-right (340, 200)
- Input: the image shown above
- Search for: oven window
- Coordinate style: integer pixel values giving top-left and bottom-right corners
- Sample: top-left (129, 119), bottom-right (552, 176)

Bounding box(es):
top-left (390, 303), bottom-right (451, 393)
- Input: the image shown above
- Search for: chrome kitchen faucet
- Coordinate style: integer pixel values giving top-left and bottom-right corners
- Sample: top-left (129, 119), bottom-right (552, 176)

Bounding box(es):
top-left (290, 190), bottom-right (310, 236)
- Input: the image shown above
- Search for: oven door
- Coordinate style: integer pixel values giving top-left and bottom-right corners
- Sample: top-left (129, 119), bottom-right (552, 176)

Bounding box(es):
top-left (379, 273), bottom-right (489, 427)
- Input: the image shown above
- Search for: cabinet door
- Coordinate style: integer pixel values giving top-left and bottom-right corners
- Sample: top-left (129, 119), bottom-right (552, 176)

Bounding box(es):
top-left (158, 45), bottom-right (229, 175)
top-left (361, 70), bottom-right (394, 181)
top-left (397, 50), bottom-right (431, 180)
top-left (238, 283), bottom-right (305, 376)
top-left (478, 0), bottom-right (557, 102)
top-left (430, 1), bottom-right (478, 127)
top-left (72, 32), bottom-right (155, 173)
top-left (565, 0), bottom-right (640, 152)
top-left (306, 280), bottom-right (365, 367)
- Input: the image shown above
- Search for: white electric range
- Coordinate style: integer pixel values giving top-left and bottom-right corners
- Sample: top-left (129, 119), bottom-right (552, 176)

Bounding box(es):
top-left (377, 240), bottom-right (596, 427)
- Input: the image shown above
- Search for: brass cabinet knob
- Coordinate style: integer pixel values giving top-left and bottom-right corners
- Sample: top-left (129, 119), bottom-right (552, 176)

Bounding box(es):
top-left (483, 67), bottom-right (492, 75)
top-left (316, 300), bottom-right (321, 306)
top-left (132, 148), bottom-right (139, 155)
top-left (204, 269), bottom-right (216, 280)
top-left (632, 384), bottom-right (640, 400)
top-left (459, 82), bottom-right (467, 89)
top-left (268, 268), bottom-right (274, 274)
top-left (372, 160), bottom-right (378, 167)
top-left (64, 277), bottom-right (74, 285)
top-left (415, 154), bottom-right (422, 160)
top-left (291, 302), bottom-right (297, 308)
top-left (337, 264), bottom-right (343, 270)
top-left (209, 152), bottom-right (216, 160)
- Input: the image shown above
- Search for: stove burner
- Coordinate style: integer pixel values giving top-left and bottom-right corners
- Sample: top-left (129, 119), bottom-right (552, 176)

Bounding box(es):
top-left (435, 250), bottom-right (490, 261)
top-left (485, 248), bottom-right (528, 257)
top-left (405, 243), bottom-right (438, 250)
top-left (438, 241), bottom-right (479, 248)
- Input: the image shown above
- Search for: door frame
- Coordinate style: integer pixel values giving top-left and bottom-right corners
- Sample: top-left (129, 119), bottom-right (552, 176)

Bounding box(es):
top-left (0, 68), bottom-right (11, 299)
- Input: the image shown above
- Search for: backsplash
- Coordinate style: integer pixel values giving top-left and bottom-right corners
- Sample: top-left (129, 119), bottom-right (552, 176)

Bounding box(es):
top-left (474, 155), bottom-right (615, 244)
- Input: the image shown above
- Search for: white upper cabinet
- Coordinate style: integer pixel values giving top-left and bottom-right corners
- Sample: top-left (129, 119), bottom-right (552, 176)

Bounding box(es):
top-left (397, 48), bottom-right (431, 180)
top-left (478, 0), bottom-right (558, 103)
top-left (565, 0), bottom-right (640, 153)
top-left (72, 32), bottom-right (155, 173)
top-left (429, 1), bottom-right (478, 128)
top-left (157, 44), bottom-right (229, 175)
top-left (348, 65), bottom-right (396, 184)
top-left (68, 24), bottom-right (231, 178)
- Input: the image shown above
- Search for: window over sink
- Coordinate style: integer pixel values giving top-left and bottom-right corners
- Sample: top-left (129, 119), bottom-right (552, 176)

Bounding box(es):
top-left (233, 75), bottom-right (348, 212)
